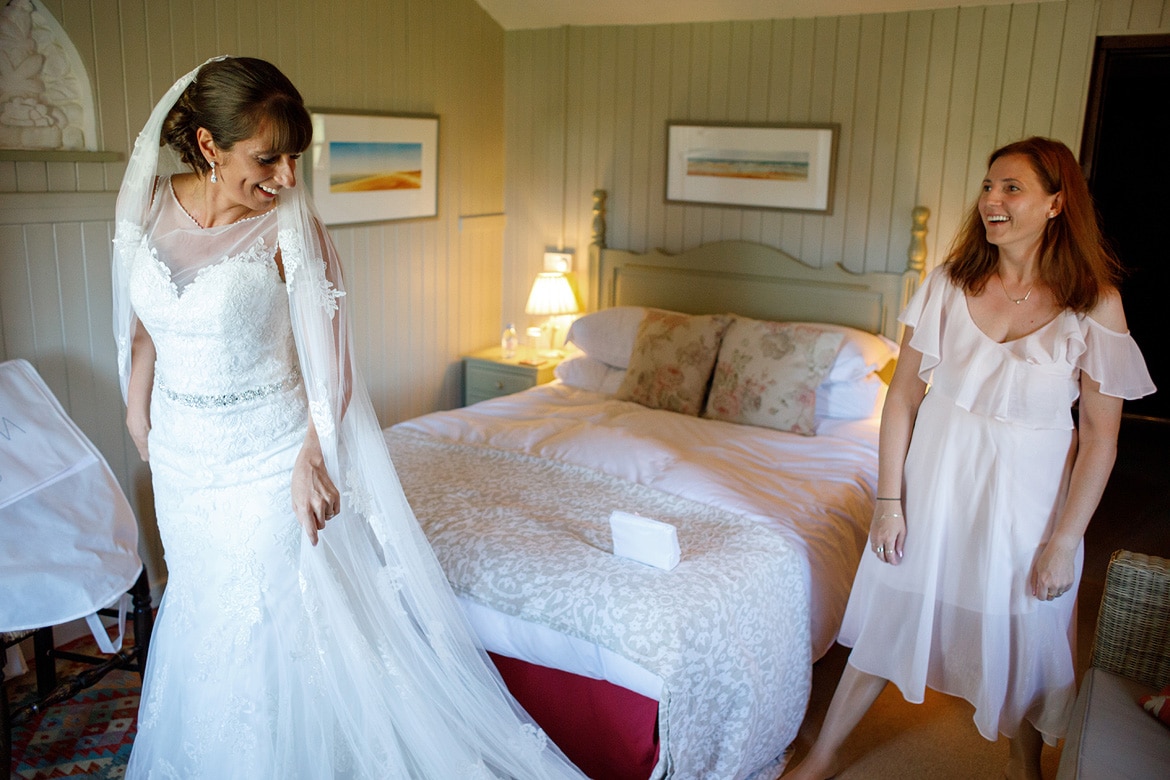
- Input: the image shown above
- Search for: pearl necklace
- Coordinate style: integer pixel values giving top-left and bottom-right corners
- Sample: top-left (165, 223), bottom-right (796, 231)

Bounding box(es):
top-left (999, 275), bottom-right (1033, 305)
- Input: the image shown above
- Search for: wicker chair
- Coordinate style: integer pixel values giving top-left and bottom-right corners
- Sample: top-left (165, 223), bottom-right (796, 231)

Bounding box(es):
top-left (1057, 550), bottom-right (1170, 779)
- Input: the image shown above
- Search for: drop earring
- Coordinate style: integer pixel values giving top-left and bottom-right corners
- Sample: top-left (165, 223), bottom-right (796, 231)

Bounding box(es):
top-left (209, 161), bottom-right (217, 183)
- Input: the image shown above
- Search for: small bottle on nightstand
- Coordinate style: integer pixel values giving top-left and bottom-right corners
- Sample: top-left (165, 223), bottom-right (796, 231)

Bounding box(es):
top-left (525, 326), bottom-right (544, 364)
top-left (500, 323), bottom-right (518, 359)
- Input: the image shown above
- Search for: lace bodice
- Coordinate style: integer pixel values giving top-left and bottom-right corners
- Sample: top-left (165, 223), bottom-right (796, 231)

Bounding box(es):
top-left (127, 179), bottom-right (297, 398)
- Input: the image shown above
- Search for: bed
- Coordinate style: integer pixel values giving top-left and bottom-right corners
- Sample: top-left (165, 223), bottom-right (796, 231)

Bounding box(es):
top-left (385, 194), bottom-right (928, 780)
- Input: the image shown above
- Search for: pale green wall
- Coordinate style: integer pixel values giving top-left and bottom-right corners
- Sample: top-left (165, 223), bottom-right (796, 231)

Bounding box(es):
top-left (500, 0), bottom-right (1170, 326)
top-left (2, 0), bottom-right (1167, 588)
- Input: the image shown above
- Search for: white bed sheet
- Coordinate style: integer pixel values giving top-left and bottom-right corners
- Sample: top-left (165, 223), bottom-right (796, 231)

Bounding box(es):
top-left (392, 381), bottom-right (878, 664)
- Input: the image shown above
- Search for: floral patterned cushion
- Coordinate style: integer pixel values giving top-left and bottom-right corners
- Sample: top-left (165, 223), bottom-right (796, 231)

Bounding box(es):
top-left (1140, 684), bottom-right (1170, 727)
top-left (703, 319), bottom-right (845, 435)
top-left (615, 309), bottom-right (732, 415)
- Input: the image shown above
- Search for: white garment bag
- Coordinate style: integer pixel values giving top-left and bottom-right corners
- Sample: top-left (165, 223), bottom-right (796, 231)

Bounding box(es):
top-left (0, 359), bottom-right (141, 646)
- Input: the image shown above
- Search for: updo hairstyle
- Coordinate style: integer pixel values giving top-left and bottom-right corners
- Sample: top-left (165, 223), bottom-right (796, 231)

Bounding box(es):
top-left (161, 57), bottom-right (313, 175)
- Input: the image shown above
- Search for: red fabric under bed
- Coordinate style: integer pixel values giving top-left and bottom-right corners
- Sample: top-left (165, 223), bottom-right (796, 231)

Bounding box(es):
top-left (489, 652), bottom-right (660, 780)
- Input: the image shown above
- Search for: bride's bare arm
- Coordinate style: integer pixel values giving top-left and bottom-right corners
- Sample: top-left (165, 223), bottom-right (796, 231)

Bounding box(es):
top-left (126, 320), bottom-right (155, 461)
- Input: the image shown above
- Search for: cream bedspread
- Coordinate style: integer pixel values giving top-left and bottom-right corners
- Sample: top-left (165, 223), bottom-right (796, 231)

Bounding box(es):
top-left (387, 429), bottom-right (810, 779)
top-left (393, 382), bottom-right (878, 658)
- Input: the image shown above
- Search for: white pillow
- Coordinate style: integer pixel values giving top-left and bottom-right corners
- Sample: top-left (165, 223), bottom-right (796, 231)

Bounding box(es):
top-left (786, 323), bottom-right (898, 382)
top-left (816, 374), bottom-right (885, 419)
top-left (564, 306), bottom-right (646, 369)
top-left (555, 354), bottom-right (627, 395)
top-left (566, 309), bottom-right (897, 383)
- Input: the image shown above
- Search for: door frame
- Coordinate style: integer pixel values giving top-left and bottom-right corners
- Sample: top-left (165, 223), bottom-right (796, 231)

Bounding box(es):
top-left (1081, 34), bottom-right (1170, 184)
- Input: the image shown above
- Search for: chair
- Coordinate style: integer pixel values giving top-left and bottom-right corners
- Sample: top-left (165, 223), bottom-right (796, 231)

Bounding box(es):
top-left (2, 572), bottom-right (152, 773)
top-left (1056, 550), bottom-right (1170, 779)
top-left (0, 358), bottom-right (152, 774)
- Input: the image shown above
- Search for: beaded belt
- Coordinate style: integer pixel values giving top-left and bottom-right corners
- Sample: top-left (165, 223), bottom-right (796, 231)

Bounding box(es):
top-left (157, 371), bottom-right (301, 409)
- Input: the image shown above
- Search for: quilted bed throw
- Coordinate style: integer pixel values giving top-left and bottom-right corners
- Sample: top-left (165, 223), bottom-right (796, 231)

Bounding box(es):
top-left (387, 430), bottom-right (811, 780)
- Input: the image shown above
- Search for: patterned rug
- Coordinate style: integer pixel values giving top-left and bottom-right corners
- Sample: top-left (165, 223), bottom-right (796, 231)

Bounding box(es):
top-left (7, 635), bottom-right (140, 779)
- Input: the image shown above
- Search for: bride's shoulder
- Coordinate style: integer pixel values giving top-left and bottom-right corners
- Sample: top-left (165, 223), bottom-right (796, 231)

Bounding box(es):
top-left (167, 172), bottom-right (196, 198)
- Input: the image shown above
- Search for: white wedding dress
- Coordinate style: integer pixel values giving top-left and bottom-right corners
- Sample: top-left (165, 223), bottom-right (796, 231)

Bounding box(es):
top-left (121, 178), bottom-right (583, 779)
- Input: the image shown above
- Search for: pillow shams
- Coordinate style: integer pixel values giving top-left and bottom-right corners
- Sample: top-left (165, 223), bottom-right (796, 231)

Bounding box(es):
top-left (563, 307), bottom-right (893, 423)
top-left (615, 310), bottom-right (732, 415)
top-left (559, 344), bottom-right (888, 419)
top-left (564, 307), bottom-right (895, 381)
top-left (803, 323), bottom-right (899, 382)
top-left (704, 319), bottom-right (844, 435)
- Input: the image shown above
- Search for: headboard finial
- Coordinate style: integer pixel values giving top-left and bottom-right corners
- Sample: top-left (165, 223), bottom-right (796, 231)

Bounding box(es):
top-left (909, 205), bottom-right (930, 280)
top-left (591, 190), bottom-right (607, 249)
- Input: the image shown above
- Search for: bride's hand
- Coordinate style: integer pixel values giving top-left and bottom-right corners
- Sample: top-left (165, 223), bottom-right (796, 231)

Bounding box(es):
top-left (292, 424), bottom-right (340, 546)
top-left (126, 407), bottom-right (151, 462)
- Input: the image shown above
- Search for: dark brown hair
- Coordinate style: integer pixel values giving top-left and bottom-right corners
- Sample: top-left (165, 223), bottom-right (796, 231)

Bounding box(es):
top-left (945, 136), bottom-right (1119, 312)
top-left (161, 57), bottom-right (312, 174)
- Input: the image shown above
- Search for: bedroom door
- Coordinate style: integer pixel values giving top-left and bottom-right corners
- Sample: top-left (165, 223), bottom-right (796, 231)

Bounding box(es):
top-left (1081, 35), bottom-right (1170, 421)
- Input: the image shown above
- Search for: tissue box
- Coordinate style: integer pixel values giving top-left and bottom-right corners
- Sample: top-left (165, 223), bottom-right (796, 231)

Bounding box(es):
top-left (609, 510), bottom-right (681, 570)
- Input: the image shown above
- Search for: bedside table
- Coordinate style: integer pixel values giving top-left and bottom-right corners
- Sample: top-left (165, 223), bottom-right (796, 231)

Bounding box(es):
top-left (462, 347), bottom-right (560, 406)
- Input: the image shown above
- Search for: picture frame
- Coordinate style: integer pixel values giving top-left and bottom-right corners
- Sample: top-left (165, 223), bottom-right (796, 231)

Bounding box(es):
top-left (308, 112), bottom-right (438, 225)
top-left (665, 122), bottom-right (838, 214)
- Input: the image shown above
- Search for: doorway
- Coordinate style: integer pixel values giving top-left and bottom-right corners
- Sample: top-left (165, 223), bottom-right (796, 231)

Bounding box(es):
top-left (1081, 34), bottom-right (1170, 421)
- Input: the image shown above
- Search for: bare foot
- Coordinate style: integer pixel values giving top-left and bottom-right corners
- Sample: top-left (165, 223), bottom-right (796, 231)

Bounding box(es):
top-left (782, 752), bottom-right (840, 780)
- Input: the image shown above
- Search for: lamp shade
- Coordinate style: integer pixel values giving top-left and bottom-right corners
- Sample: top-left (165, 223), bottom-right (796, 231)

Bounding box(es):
top-left (524, 272), bottom-right (579, 316)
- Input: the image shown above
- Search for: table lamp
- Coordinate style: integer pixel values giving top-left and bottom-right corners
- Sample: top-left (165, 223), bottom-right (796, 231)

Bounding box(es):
top-left (524, 272), bottom-right (579, 357)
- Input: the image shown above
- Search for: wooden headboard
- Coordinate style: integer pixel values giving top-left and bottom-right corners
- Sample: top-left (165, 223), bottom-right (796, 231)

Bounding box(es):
top-left (588, 191), bottom-right (929, 343)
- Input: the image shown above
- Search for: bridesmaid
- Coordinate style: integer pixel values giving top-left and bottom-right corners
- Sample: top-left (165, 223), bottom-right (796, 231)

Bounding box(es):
top-left (784, 137), bottom-right (1154, 780)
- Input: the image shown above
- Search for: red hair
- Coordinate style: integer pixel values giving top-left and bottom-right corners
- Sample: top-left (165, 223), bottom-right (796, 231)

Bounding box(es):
top-left (945, 136), bottom-right (1119, 312)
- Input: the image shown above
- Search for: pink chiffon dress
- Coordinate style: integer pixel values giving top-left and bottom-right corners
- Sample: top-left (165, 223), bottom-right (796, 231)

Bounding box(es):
top-left (837, 266), bottom-right (1155, 743)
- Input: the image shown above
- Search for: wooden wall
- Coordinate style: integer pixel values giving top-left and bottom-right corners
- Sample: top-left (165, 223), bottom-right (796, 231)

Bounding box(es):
top-left (1098, 0), bottom-right (1170, 33)
top-left (0, 0), bottom-right (505, 587)
top-left (500, 0), bottom-right (1169, 324)
top-left (2, 0), bottom-right (1167, 590)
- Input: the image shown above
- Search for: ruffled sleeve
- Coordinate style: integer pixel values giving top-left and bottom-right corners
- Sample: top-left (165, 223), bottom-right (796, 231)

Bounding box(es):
top-left (1073, 317), bottom-right (1156, 400)
top-left (897, 266), bottom-right (951, 383)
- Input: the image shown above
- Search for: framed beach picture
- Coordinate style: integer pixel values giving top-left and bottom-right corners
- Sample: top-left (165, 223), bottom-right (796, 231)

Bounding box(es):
top-left (309, 112), bottom-right (438, 225)
top-left (665, 122), bottom-right (838, 214)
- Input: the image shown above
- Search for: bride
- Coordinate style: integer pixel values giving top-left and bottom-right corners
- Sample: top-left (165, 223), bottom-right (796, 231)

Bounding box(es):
top-left (112, 55), bottom-right (585, 779)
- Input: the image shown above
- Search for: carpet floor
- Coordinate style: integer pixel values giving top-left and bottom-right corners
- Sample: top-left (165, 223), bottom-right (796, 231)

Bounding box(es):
top-left (7, 639), bottom-right (141, 779)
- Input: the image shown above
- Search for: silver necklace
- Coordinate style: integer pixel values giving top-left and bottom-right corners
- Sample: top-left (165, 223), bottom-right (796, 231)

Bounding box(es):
top-left (999, 275), bottom-right (1033, 305)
